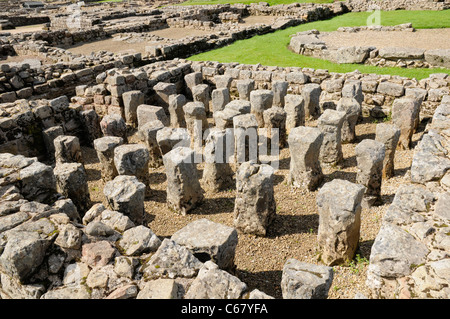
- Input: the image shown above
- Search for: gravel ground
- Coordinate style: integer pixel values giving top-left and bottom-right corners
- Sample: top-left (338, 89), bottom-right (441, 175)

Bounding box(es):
top-left (320, 28), bottom-right (450, 50)
top-left (83, 115), bottom-right (424, 299)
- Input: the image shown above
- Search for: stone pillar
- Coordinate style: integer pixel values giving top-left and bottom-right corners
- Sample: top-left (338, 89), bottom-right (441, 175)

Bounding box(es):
top-left (80, 109), bottom-right (102, 146)
top-left (211, 88), bottom-right (230, 114)
top-left (234, 161), bottom-right (276, 236)
top-left (236, 79), bottom-right (255, 101)
top-left (192, 84), bottom-right (210, 114)
top-left (100, 114), bottom-right (127, 142)
top-left (302, 83), bottom-right (321, 119)
top-left (184, 72), bottom-right (203, 99)
top-left (287, 126), bottom-right (323, 191)
top-left (54, 135), bottom-right (83, 165)
top-left (156, 127), bottom-right (191, 156)
top-left (316, 179), bottom-right (365, 266)
top-left (122, 90), bottom-right (145, 127)
top-left (233, 113), bottom-right (259, 165)
top-left (375, 123), bottom-right (401, 179)
top-left (355, 139), bottom-right (386, 208)
top-left (114, 144), bottom-right (150, 186)
top-left (263, 106), bottom-right (287, 148)
top-left (214, 100), bottom-right (251, 130)
top-left (336, 97), bottom-right (361, 143)
top-left (183, 102), bottom-right (209, 150)
top-left (104, 175), bottom-right (146, 225)
top-left (153, 82), bottom-right (177, 112)
top-left (392, 97), bottom-right (421, 150)
top-left (138, 120), bottom-right (165, 168)
top-left (272, 80), bottom-right (289, 107)
top-left (43, 125), bottom-right (64, 161)
top-left (214, 75), bottom-right (233, 90)
top-left (137, 104), bottom-right (169, 128)
top-left (342, 80), bottom-right (363, 106)
top-left (202, 128), bottom-right (234, 192)
top-left (168, 94), bottom-right (187, 128)
top-left (53, 162), bottom-right (91, 216)
top-left (93, 136), bottom-right (124, 181)
top-left (162, 146), bottom-right (204, 215)
top-left (317, 109), bottom-right (346, 166)
top-left (250, 89), bottom-right (274, 128)
top-left (284, 94), bottom-right (305, 135)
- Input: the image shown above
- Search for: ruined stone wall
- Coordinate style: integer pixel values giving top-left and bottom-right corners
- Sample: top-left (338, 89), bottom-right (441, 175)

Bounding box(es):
top-left (344, 0), bottom-right (450, 11)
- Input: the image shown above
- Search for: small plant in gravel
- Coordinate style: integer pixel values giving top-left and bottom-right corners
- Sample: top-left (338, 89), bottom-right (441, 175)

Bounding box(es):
top-left (348, 254), bottom-right (369, 274)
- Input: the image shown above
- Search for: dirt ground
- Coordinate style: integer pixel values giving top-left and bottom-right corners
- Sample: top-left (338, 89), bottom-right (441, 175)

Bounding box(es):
top-left (4, 24), bottom-right (46, 34)
top-left (82, 114), bottom-right (425, 299)
top-left (320, 28), bottom-right (450, 50)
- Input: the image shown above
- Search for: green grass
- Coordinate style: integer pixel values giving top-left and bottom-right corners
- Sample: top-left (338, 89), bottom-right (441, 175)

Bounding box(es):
top-left (188, 10), bottom-right (450, 80)
top-left (179, 0), bottom-right (338, 6)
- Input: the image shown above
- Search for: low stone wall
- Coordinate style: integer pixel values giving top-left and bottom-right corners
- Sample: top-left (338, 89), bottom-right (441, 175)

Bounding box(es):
top-left (366, 99), bottom-right (450, 299)
top-left (289, 27), bottom-right (450, 69)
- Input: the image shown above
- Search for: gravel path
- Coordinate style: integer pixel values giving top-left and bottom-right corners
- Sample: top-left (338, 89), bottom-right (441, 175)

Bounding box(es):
top-left (320, 28), bottom-right (450, 50)
top-left (83, 115), bottom-right (424, 299)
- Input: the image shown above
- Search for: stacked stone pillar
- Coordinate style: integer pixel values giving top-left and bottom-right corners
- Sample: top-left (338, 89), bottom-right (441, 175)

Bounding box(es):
top-left (316, 179), bottom-right (365, 266)
top-left (288, 126), bottom-right (323, 191)
top-left (234, 161), bottom-right (276, 236)
top-left (93, 136), bottom-right (124, 181)
top-left (317, 109), bottom-right (346, 166)
top-left (375, 123), bottom-right (401, 179)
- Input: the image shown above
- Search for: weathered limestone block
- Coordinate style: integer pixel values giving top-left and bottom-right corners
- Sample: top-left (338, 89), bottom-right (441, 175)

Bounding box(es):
top-left (122, 90), bottom-right (145, 127)
top-left (281, 258), bottom-right (334, 299)
top-left (93, 136), bottom-right (124, 181)
top-left (336, 97), bottom-right (362, 143)
top-left (263, 106), bottom-right (287, 148)
top-left (214, 75), bottom-right (233, 90)
top-left (100, 114), bottom-right (127, 142)
top-left (214, 100), bottom-right (251, 130)
top-left (288, 126), bottom-right (323, 191)
top-left (183, 101), bottom-right (209, 150)
top-left (355, 139), bottom-right (386, 208)
top-left (236, 79), bottom-right (255, 101)
top-left (171, 218), bottom-right (238, 271)
top-left (234, 161), bottom-right (276, 236)
top-left (43, 126), bottom-right (64, 161)
top-left (272, 80), bottom-right (289, 107)
top-left (203, 128), bottom-right (234, 192)
top-left (114, 144), bottom-right (150, 185)
top-left (366, 223), bottom-right (429, 298)
top-left (138, 120), bottom-right (165, 168)
top-left (375, 123), bottom-right (401, 179)
top-left (302, 83), bottom-right (321, 119)
top-left (211, 88), bottom-right (230, 114)
top-left (153, 82), bottom-right (177, 111)
top-left (317, 109), bottom-right (346, 165)
top-left (233, 113), bottom-right (259, 164)
top-left (18, 161), bottom-right (56, 203)
top-left (162, 147), bottom-right (204, 215)
top-left (192, 84), bottom-right (210, 114)
top-left (342, 80), bottom-right (364, 106)
top-left (377, 81), bottom-right (405, 97)
top-left (80, 109), bottom-right (102, 146)
top-left (156, 127), bottom-right (190, 155)
top-left (118, 225), bottom-right (161, 256)
top-left (53, 135), bottom-right (83, 165)
top-left (53, 162), bottom-right (91, 215)
top-left (185, 261), bottom-right (247, 299)
top-left (0, 231), bottom-right (51, 283)
top-left (168, 94), bottom-right (187, 128)
top-left (137, 104), bottom-right (169, 128)
top-left (137, 279), bottom-right (178, 299)
top-left (184, 72), bottom-right (203, 98)
top-left (144, 238), bottom-right (203, 279)
top-left (250, 89), bottom-right (274, 127)
top-left (284, 94), bottom-right (305, 135)
top-left (103, 175), bottom-right (146, 225)
top-left (392, 97), bottom-right (421, 150)
top-left (316, 179), bottom-right (365, 265)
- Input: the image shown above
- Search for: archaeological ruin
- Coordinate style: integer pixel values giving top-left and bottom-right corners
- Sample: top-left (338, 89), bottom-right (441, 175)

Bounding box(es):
top-left (0, 0), bottom-right (449, 302)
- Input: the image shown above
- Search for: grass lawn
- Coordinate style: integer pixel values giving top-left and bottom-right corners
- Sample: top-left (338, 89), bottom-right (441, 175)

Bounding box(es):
top-left (188, 10), bottom-right (450, 80)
